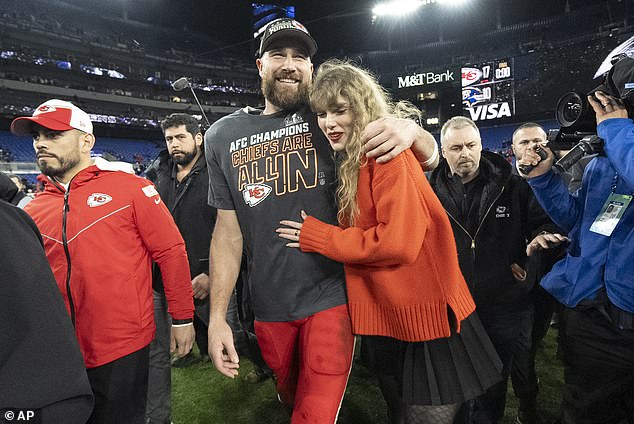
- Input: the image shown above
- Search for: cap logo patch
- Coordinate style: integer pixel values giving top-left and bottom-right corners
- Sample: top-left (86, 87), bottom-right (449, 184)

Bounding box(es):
top-left (36, 105), bottom-right (57, 114)
top-left (268, 19), bottom-right (308, 36)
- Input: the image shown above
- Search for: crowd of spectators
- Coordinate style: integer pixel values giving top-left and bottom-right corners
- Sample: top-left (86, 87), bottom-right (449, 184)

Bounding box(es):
top-left (0, 0), bottom-right (252, 71)
top-left (1, 0), bottom-right (631, 166)
top-left (514, 32), bottom-right (626, 116)
top-left (362, 2), bottom-right (611, 77)
top-left (0, 0), bottom-right (262, 124)
top-left (0, 148), bottom-right (12, 162)
top-left (0, 46), bottom-right (260, 104)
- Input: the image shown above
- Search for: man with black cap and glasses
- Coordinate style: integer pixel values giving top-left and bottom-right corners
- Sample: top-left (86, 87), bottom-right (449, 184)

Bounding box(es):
top-left (518, 54), bottom-right (634, 424)
top-left (205, 18), bottom-right (440, 423)
top-left (10, 99), bottom-right (195, 424)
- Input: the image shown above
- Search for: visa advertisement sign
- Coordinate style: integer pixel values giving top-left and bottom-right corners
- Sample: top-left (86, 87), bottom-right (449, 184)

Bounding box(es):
top-left (461, 60), bottom-right (515, 122)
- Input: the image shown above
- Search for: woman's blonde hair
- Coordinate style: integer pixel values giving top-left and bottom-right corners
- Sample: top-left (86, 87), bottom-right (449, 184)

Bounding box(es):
top-left (310, 59), bottom-right (421, 225)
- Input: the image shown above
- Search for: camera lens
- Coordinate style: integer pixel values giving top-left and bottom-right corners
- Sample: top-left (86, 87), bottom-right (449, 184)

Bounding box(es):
top-left (562, 101), bottom-right (581, 123)
top-left (557, 92), bottom-right (584, 127)
top-left (555, 91), bottom-right (597, 132)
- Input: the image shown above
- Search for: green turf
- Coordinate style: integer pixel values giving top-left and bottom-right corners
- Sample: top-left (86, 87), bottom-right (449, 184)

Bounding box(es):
top-left (172, 329), bottom-right (564, 423)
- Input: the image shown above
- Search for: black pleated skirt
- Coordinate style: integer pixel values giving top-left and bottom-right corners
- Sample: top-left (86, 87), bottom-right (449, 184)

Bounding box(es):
top-left (360, 311), bottom-right (502, 406)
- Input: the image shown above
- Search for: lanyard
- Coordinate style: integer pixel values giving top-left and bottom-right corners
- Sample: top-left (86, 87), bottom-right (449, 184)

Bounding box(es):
top-left (611, 172), bottom-right (619, 194)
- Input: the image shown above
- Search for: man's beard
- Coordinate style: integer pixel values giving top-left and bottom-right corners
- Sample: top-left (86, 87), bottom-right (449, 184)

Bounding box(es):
top-left (170, 148), bottom-right (198, 166)
top-left (454, 165), bottom-right (474, 178)
top-left (38, 153), bottom-right (80, 179)
top-left (261, 72), bottom-right (310, 112)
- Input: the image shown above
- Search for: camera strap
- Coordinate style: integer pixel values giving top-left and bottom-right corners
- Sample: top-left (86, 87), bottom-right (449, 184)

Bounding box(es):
top-left (610, 172), bottom-right (619, 194)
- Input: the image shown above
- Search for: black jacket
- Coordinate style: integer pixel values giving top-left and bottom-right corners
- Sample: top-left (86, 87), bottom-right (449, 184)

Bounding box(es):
top-left (147, 150), bottom-right (217, 293)
top-left (429, 150), bottom-right (552, 311)
top-left (0, 171), bottom-right (27, 206)
top-left (0, 200), bottom-right (93, 422)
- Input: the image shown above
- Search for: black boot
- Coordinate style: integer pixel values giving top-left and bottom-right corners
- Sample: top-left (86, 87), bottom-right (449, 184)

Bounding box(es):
top-left (516, 397), bottom-right (543, 424)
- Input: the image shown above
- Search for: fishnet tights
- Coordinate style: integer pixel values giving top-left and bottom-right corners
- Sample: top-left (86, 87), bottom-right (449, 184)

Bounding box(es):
top-left (404, 403), bottom-right (460, 424)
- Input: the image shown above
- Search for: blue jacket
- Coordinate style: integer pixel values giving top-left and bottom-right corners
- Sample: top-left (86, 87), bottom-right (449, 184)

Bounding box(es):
top-left (528, 118), bottom-right (634, 313)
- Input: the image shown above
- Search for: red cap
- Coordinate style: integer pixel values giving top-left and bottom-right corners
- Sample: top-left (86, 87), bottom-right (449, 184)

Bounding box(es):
top-left (11, 99), bottom-right (93, 135)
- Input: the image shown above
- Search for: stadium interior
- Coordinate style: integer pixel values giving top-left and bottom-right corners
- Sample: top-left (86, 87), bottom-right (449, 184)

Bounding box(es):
top-left (0, 0), bottom-right (631, 191)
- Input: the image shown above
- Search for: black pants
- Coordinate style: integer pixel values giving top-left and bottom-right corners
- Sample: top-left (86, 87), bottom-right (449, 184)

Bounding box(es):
top-left (86, 346), bottom-right (150, 424)
top-left (529, 285), bottom-right (557, 355)
top-left (509, 287), bottom-right (556, 407)
top-left (193, 313), bottom-right (208, 356)
top-left (560, 307), bottom-right (634, 424)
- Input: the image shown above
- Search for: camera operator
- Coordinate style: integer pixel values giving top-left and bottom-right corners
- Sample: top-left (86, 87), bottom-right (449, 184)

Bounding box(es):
top-left (518, 90), bottom-right (634, 424)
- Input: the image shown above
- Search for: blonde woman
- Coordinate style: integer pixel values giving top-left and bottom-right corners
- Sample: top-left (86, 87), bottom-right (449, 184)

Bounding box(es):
top-left (277, 60), bottom-right (501, 424)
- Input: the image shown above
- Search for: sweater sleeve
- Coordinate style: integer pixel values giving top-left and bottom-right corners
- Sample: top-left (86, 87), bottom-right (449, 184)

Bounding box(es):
top-left (131, 177), bottom-right (194, 321)
top-left (299, 153), bottom-right (430, 266)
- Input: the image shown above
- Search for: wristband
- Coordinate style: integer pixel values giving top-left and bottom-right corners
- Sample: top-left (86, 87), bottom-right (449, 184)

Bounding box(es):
top-left (421, 141), bottom-right (439, 169)
top-left (172, 318), bottom-right (193, 326)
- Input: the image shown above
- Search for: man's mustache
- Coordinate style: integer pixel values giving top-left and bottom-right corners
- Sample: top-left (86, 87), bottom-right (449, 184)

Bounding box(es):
top-left (36, 152), bottom-right (58, 160)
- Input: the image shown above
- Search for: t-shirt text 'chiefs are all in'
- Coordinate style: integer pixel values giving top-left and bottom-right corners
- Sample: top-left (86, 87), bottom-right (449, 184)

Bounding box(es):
top-left (229, 118), bottom-right (323, 207)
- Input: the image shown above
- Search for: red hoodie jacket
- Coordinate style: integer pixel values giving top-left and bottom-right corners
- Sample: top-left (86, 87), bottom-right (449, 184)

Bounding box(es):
top-left (25, 159), bottom-right (194, 368)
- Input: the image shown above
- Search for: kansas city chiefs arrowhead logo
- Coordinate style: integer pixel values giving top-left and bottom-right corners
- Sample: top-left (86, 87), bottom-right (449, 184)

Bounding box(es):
top-left (37, 105), bottom-right (56, 113)
top-left (87, 193), bottom-right (112, 207)
top-left (243, 183), bottom-right (272, 207)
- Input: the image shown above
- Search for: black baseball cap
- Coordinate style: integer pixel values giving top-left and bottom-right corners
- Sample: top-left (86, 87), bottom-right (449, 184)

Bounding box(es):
top-left (590, 54), bottom-right (634, 102)
top-left (257, 18), bottom-right (317, 58)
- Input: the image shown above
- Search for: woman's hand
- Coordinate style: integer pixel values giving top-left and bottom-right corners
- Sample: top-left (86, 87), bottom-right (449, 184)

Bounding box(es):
top-left (276, 210), bottom-right (307, 248)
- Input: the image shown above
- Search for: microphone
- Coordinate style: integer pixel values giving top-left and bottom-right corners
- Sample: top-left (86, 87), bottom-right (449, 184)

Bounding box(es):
top-left (171, 76), bottom-right (211, 128)
top-left (171, 77), bottom-right (190, 92)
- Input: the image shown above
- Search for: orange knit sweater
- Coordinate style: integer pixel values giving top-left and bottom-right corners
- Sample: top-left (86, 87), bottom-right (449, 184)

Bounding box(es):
top-left (299, 149), bottom-right (476, 342)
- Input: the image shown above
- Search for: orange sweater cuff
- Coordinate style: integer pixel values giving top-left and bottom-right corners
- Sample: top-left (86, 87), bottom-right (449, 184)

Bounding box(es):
top-left (299, 215), bottom-right (335, 255)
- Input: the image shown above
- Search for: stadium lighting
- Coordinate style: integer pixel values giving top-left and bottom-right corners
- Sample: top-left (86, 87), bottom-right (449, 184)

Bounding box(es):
top-left (372, 0), bottom-right (470, 18)
top-left (438, 0), bottom-right (470, 6)
top-left (372, 1), bottom-right (423, 18)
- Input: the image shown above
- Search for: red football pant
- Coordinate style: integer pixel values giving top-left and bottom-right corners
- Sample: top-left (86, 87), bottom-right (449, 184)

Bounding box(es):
top-left (254, 304), bottom-right (355, 424)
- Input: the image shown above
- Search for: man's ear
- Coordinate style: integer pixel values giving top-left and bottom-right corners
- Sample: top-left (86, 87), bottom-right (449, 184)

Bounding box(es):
top-left (256, 58), bottom-right (264, 77)
top-left (80, 133), bottom-right (96, 153)
top-left (195, 132), bottom-right (203, 148)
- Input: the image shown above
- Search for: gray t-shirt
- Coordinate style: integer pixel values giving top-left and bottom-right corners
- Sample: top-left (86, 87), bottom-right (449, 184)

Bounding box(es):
top-left (205, 105), bottom-right (347, 321)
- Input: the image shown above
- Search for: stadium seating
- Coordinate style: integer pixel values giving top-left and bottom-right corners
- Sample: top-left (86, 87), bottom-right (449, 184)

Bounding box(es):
top-left (0, 0), bottom-right (630, 169)
top-left (0, 131), bottom-right (162, 164)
